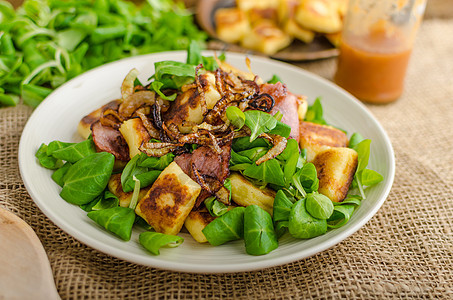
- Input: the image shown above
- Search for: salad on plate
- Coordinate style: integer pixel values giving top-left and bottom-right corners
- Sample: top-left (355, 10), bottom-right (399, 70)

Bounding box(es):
top-left (35, 43), bottom-right (383, 256)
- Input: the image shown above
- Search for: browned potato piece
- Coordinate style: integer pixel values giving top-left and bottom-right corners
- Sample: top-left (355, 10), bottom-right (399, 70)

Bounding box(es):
top-left (284, 18), bottom-right (315, 43)
top-left (241, 20), bottom-right (292, 55)
top-left (236, 0), bottom-right (277, 11)
top-left (313, 147), bottom-right (358, 202)
top-left (119, 118), bottom-right (151, 159)
top-left (299, 121), bottom-right (349, 162)
top-left (215, 7), bottom-right (250, 44)
top-left (135, 162), bottom-right (201, 235)
top-left (295, 0), bottom-right (342, 34)
top-left (229, 172), bottom-right (276, 215)
top-left (107, 174), bottom-right (150, 208)
top-left (248, 7), bottom-right (278, 25)
top-left (184, 209), bottom-right (216, 243)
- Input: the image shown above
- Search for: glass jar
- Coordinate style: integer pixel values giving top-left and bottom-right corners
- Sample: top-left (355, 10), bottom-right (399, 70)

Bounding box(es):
top-left (334, 0), bottom-right (427, 104)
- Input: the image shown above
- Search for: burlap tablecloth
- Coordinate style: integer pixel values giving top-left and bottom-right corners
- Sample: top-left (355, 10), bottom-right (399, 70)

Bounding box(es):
top-left (1, 19), bottom-right (452, 299)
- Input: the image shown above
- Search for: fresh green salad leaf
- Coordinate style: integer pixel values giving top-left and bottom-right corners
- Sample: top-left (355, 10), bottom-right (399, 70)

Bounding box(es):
top-left (60, 152), bottom-right (115, 205)
top-left (203, 207), bottom-right (245, 246)
top-left (243, 159), bottom-right (285, 187)
top-left (244, 110), bottom-right (278, 142)
top-left (204, 196), bottom-right (228, 217)
top-left (244, 205), bottom-right (278, 255)
top-left (267, 74), bottom-right (282, 84)
top-left (273, 190), bottom-right (295, 222)
top-left (36, 143), bottom-right (62, 170)
top-left (51, 161), bottom-right (72, 187)
top-left (304, 97), bottom-right (327, 125)
top-left (0, 0), bottom-right (207, 107)
top-left (87, 206), bottom-right (135, 241)
top-left (288, 198), bottom-right (327, 239)
top-left (121, 153), bottom-right (172, 192)
top-left (305, 193), bottom-right (334, 220)
top-left (226, 106), bottom-right (245, 130)
top-left (139, 231), bottom-right (184, 255)
top-left (51, 139), bottom-right (96, 163)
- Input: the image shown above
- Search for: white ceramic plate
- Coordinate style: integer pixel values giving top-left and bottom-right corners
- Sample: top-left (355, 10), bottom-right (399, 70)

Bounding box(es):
top-left (19, 51), bottom-right (395, 273)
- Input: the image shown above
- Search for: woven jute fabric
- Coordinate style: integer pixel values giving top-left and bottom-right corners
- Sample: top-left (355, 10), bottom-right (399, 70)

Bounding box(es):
top-left (1, 19), bottom-right (452, 299)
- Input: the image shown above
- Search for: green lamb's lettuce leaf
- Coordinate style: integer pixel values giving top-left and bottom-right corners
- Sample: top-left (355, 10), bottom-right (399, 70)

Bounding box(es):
top-left (305, 193), bottom-right (334, 220)
top-left (304, 97), bottom-right (327, 125)
top-left (244, 205), bottom-right (278, 256)
top-left (267, 74), bottom-right (282, 84)
top-left (0, 0), bottom-right (207, 107)
top-left (121, 153), bottom-right (172, 192)
top-left (139, 231), bottom-right (184, 255)
top-left (204, 196), bottom-right (228, 217)
top-left (288, 198), bottom-right (327, 239)
top-left (244, 110), bottom-right (277, 142)
top-left (226, 106), bottom-right (245, 131)
top-left (51, 161), bottom-right (72, 187)
top-left (203, 207), bottom-right (245, 246)
top-left (272, 190), bottom-right (294, 222)
top-left (50, 139), bottom-right (96, 163)
top-left (87, 206), bottom-right (135, 241)
top-left (243, 159), bottom-right (285, 187)
top-left (35, 143), bottom-right (63, 170)
top-left (60, 152), bottom-right (115, 205)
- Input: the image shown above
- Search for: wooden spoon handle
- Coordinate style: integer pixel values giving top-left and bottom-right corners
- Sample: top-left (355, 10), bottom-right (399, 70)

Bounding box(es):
top-left (0, 208), bottom-right (60, 300)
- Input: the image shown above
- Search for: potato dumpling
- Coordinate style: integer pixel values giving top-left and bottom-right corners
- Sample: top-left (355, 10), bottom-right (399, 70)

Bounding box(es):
top-left (295, 0), bottom-right (342, 34)
top-left (313, 147), bottom-right (358, 202)
top-left (184, 209), bottom-right (216, 243)
top-left (215, 7), bottom-right (250, 44)
top-left (241, 20), bottom-right (292, 55)
top-left (228, 172), bottom-right (276, 215)
top-left (299, 121), bottom-right (349, 162)
top-left (119, 118), bottom-right (151, 159)
top-left (135, 162), bottom-right (201, 235)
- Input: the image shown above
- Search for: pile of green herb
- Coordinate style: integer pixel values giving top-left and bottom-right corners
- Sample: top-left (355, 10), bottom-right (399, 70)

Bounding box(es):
top-left (0, 0), bottom-right (207, 107)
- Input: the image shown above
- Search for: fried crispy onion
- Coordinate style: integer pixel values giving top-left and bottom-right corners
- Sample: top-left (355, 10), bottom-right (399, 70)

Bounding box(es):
top-left (119, 90), bottom-right (156, 118)
top-left (139, 142), bottom-right (183, 157)
top-left (255, 134), bottom-right (287, 165)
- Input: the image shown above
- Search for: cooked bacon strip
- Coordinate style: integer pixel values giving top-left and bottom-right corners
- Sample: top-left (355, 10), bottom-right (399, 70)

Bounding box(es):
top-left (91, 121), bottom-right (129, 161)
top-left (261, 82), bottom-right (301, 142)
top-left (174, 142), bottom-right (232, 208)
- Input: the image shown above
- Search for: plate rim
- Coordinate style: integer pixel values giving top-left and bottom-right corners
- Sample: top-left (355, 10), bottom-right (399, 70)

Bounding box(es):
top-left (18, 50), bottom-right (395, 273)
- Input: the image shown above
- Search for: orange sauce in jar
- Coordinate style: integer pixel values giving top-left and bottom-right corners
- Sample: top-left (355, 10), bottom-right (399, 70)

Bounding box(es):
top-left (334, 24), bottom-right (413, 104)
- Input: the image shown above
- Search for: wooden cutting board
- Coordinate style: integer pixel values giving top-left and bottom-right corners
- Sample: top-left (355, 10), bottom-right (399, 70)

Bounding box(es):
top-left (0, 208), bottom-right (59, 300)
